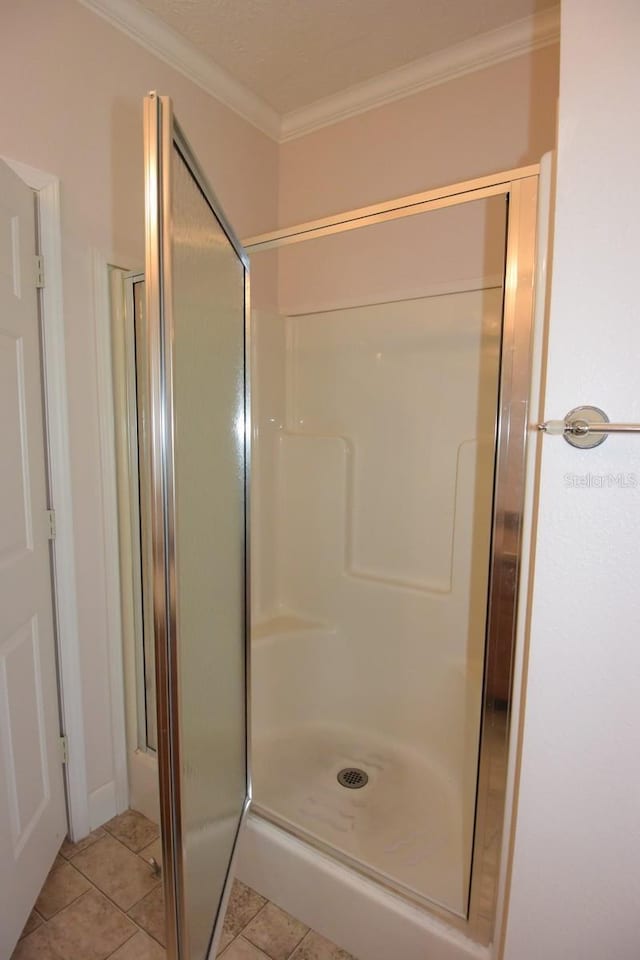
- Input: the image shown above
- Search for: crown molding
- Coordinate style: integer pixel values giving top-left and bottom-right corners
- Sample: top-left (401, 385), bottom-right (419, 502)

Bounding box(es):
top-left (280, 7), bottom-right (560, 142)
top-left (76, 0), bottom-right (281, 140)
top-left (76, 0), bottom-right (559, 145)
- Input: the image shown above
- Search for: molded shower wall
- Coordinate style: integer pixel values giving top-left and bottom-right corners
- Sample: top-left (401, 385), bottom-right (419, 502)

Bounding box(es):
top-left (253, 40), bottom-right (560, 630)
top-left (250, 195), bottom-right (507, 915)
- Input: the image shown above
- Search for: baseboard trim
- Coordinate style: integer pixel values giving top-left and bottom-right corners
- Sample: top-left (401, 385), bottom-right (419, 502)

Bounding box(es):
top-left (88, 781), bottom-right (117, 829)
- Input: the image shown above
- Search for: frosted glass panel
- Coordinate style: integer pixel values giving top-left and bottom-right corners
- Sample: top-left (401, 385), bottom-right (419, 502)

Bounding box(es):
top-left (171, 144), bottom-right (247, 960)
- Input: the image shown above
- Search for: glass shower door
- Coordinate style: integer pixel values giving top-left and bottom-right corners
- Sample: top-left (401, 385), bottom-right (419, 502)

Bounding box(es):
top-left (143, 93), bottom-right (250, 960)
top-left (248, 171), bottom-right (538, 939)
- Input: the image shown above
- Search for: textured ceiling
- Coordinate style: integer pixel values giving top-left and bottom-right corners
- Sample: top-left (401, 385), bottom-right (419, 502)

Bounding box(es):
top-left (135, 0), bottom-right (558, 114)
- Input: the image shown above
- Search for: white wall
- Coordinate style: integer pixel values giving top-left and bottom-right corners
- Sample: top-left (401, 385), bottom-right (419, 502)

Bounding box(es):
top-left (0, 0), bottom-right (278, 826)
top-left (502, 3), bottom-right (640, 958)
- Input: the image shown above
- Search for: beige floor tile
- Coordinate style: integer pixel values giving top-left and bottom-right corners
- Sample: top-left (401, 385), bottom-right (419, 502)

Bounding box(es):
top-left (290, 930), bottom-right (356, 960)
top-left (72, 835), bottom-right (159, 911)
top-left (14, 807), bottom-right (344, 960)
top-left (221, 937), bottom-right (271, 960)
top-left (218, 879), bottom-right (268, 953)
top-left (12, 889), bottom-right (136, 960)
top-left (217, 929), bottom-right (236, 956)
top-left (139, 837), bottom-right (163, 869)
top-left (18, 909), bottom-right (43, 940)
top-left (128, 883), bottom-right (166, 946)
top-left (11, 928), bottom-right (58, 960)
top-left (34, 858), bottom-right (91, 919)
top-left (59, 828), bottom-right (106, 860)
top-left (243, 903), bottom-right (308, 960)
top-left (105, 810), bottom-right (159, 853)
top-left (108, 929), bottom-right (166, 959)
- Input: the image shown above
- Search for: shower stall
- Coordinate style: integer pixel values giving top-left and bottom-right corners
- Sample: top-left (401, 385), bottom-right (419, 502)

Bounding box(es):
top-left (245, 172), bottom-right (536, 944)
top-left (116, 95), bottom-right (540, 960)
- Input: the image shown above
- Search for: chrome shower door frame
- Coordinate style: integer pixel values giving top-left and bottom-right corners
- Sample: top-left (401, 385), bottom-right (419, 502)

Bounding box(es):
top-left (143, 92), bottom-right (252, 960)
top-left (120, 271), bottom-right (157, 756)
top-left (245, 166), bottom-right (540, 945)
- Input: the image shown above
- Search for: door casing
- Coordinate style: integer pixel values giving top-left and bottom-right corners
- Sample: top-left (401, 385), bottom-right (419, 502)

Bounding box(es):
top-left (2, 157), bottom-right (89, 842)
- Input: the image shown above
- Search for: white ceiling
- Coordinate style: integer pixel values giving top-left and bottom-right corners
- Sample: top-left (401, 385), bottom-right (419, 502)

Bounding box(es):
top-left (135, 0), bottom-right (558, 114)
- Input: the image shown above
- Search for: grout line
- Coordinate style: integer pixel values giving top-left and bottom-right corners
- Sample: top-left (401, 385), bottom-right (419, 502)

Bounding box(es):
top-left (288, 929), bottom-right (312, 959)
top-left (15, 816), bottom-right (165, 960)
top-left (239, 901), bottom-right (310, 960)
top-left (35, 859), bottom-right (94, 922)
top-left (64, 855), bottom-right (163, 941)
top-left (136, 844), bottom-right (161, 868)
top-left (126, 882), bottom-right (162, 912)
top-left (74, 820), bottom-right (165, 947)
top-left (104, 829), bottom-right (161, 857)
top-left (219, 935), bottom-right (270, 960)
top-left (244, 900), bottom-right (270, 926)
top-left (285, 928), bottom-right (309, 960)
top-left (239, 900), bottom-right (271, 948)
top-left (125, 911), bottom-right (165, 949)
top-left (16, 888), bottom-right (139, 957)
top-left (70, 856), bottom-right (161, 909)
top-left (106, 826), bottom-right (159, 859)
top-left (82, 875), bottom-right (165, 950)
top-left (100, 923), bottom-right (139, 960)
top-left (72, 826), bottom-right (161, 876)
top-left (28, 812), bottom-right (325, 960)
top-left (214, 885), bottom-right (268, 959)
top-left (59, 828), bottom-right (105, 860)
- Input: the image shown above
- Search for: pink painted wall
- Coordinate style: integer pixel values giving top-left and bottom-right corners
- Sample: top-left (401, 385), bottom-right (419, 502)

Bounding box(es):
top-left (0, 0), bottom-right (278, 819)
top-left (0, 0), bottom-right (560, 837)
top-left (278, 44), bottom-right (559, 226)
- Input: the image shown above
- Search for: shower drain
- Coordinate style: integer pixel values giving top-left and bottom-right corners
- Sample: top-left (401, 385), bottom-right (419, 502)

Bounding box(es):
top-left (337, 767), bottom-right (369, 789)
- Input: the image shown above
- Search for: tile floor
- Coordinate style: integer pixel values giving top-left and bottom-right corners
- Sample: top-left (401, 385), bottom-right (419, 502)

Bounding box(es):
top-left (12, 810), bottom-right (355, 960)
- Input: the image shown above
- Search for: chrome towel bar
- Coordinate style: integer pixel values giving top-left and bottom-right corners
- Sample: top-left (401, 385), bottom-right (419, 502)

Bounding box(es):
top-left (538, 405), bottom-right (640, 448)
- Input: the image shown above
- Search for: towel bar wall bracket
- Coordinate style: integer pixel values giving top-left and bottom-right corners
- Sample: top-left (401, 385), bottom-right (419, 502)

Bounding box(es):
top-left (538, 405), bottom-right (640, 449)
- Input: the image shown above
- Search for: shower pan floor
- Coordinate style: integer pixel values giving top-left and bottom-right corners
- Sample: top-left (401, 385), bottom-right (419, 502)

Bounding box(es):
top-left (252, 722), bottom-right (468, 915)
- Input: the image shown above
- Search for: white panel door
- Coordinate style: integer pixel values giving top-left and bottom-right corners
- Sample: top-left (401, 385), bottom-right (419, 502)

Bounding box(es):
top-left (0, 159), bottom-right (67, 956)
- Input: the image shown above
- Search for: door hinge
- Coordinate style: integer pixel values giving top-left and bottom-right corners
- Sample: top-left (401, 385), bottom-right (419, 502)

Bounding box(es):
top-left (35, 254), bottom-right (45, 289)
top-left (46, 509), bottom-right (56, 540)
top-left (59, 736), bottom-right (68, 765)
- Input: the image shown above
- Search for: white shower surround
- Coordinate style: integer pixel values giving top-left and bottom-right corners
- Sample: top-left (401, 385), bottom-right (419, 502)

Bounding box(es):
top-left (245, 183), bottom-right (507, 956)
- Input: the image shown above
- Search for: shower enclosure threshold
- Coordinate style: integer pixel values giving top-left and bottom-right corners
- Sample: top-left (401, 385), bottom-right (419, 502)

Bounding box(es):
top-left (236, 812), bottom-right (488, 960)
